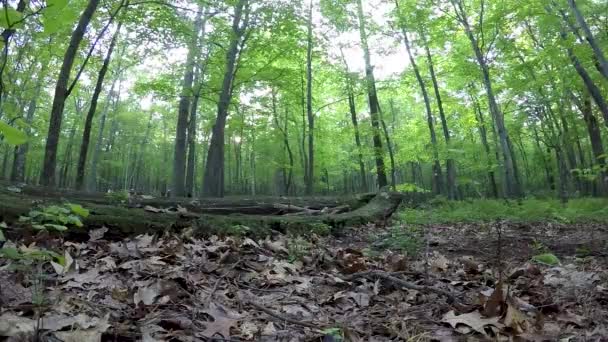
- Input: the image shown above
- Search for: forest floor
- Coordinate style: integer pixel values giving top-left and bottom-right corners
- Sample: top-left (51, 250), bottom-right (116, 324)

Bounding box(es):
top-left (1, 192), bottom-right (608, 341)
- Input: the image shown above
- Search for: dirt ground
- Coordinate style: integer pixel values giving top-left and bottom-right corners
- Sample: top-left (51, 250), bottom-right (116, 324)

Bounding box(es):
top-left (1, 217), bottom-right (608, 341)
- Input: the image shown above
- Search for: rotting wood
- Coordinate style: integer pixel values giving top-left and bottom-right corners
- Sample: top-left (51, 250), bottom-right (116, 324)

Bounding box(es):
top-left (0, 184), bottom-right (428, 238)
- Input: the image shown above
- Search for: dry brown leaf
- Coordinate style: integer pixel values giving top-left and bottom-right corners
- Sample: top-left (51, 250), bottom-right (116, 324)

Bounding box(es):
top-left (442, 310), bottom-right (502, 336)
top-left (431, 253), bottom-right (449, 272)
top-left (503, 299), bottom-right (529, 334)
top-left (482, 282), bottom-right (504, 317)
top-left (88, 226), bottom-right (108, 242)
top-left (201, 303), bottom-right (240, 338)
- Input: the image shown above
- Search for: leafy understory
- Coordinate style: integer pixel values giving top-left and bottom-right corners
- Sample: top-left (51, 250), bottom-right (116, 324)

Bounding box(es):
top-left (1, 217), bottom-right (606, 341)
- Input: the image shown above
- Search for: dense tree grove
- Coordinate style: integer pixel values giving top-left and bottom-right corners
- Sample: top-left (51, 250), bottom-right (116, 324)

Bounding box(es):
top-left (0, 0), bottom-right (606, 200)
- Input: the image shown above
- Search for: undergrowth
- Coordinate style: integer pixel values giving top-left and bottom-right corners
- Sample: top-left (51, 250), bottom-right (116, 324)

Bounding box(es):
top-left (399, 198), bottom-right (608, 224)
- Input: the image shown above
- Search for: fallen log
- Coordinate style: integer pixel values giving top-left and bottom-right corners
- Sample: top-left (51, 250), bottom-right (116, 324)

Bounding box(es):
top-left (0, 184), bottom-right (422, 238)
top-left (193, 191), bottom-right (406, 237)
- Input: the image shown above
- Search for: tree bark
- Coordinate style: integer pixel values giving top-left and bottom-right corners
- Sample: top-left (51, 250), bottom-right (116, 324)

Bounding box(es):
top-left (424, 38), bottom-right (457, 199)
top-left (451, 0), bottom-right (520, 198)
top-left (11, 63), bottom-right (47, 183)
top-left (340, 47), bottom-right (367, 192)
top-left (202, 0), bottom-right (248, 197)
top-left (567, 0), bottom-right (608, 79)
top-left (40, 0), bottom-right (101, 186)
top-left (356, 0), bottom-right (387, 189)
top-left (381, 105), bottom-right (396, 191)
top-left (305, 0), bottom-right (314, 195)
top-left (75, 22), bottom-right (122, 190)
top-left (579, 93), bottom-right (607, 194)
top-left (564, 38), bottom-right (608, 126)
top-left (173, 8), bottom-right (203, 197)
top-left (398, 25), bottom-right (443, 195)
top-left (470, 90), bottom-right (498, 198)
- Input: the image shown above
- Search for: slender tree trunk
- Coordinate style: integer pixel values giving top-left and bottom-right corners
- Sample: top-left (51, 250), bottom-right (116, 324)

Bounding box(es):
top-left (11, 64), bottom-right (47, 183)
top-left (41, 0), bottom-right (101, 186)
top-left (471, 91), bottom-right (498, 198)
top-left (305, 0), bottom-right (314, 194)
top-left (132, 111), bottom-right (154, 190)
top-left (356, 0), bottom-right (387, 189)
top-left (0, 0), bottom-right (27, 107)
top-left (202, 0), bottom-right (248, 197)
top-left (88, 89), bottom-right (115, 192)
top-left (451, 0), bottom-right (520, 197)
top-left (173, 8), bottom-right (203, 197)
top-left (299, 73), bottom-right (308, 191)
top-left (59, 118), bottom-right (79, 188)
top-left (381, 105), bottom-right (396, 190)
top-left (398, 25), bottom-right (443, 195)
top-left (185, 82), bottom-right (201, 197)
top-left (424, 38), bottom-right (457, 199)
top-left (75, 22), bottom-right (122, 190)
top-left (567, 0), bottom-right (608, 79)
top-left (340, 47), bottom-right (367, 192)
top-left (580, 93), bottom-right (607, 194)
top-left (564, 38), bottom-right (608, 126)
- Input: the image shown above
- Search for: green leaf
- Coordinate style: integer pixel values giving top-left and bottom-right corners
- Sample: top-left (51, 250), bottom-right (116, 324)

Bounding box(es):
top-left (43, 224), bottom-right (68, 232)
top-left (532, 253), bottom-right (560, 266)
top-left (0, 7), bottom-right (23, 29)
top-left (32, 224), bottom-right (46, 230)
top-left (0, 228), bottom-right (5, 242)
top-left (68, 203), bottom-right (89, 218)
top-left (0, 247), bottom-right (20, 259)
top-left (0, 121), bottom-right (27, 145)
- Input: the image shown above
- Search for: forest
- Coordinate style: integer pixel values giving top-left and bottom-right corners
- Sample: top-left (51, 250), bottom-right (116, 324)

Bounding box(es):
top-left (0, 0), bottom-right (608, 341)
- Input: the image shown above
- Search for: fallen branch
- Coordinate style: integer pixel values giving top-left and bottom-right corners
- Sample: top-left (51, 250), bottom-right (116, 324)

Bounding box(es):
top-left (244, 298), bottom-right (324, 330)
top-left (344, 270), bottom-right (463, 307)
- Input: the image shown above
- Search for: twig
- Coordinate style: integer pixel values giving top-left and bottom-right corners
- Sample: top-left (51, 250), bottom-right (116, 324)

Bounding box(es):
top-left (344, 270), bottom-right (463, 307)
top-left (244, 298), bottom-right (324, 330)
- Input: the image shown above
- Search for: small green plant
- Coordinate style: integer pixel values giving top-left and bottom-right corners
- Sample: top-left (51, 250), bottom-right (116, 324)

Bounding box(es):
top-left (532, 253), bottom-right (560, 266)
top-left (374, 225), bottom-right (423, 256)
top-left (226, 224), bottom-right (250, 236)
top-left (395, 183), bottom-right (430, 193)
top-left (530, 239), bottom-right (548, 254)
top-left (105, 189), bottom-right (130, 204)
top-left (287, 236), bottom-right (312, 262)
top-left (309, 222), bottom-right (331, 236)
top-left (19, 203), bottom-right (89, 232)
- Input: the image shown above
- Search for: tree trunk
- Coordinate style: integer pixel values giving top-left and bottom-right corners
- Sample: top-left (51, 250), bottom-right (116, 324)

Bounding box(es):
top-left (424, 39), bottom-right (457, 199)
top-left (398, 26), bottom-right (443, 195)
top-left (305, 0), bottom-right (314, 195)
top-left (470, 90), bottom-right (498, 198)
top-left (59, 118), bottom-right (79, 188)
top-left (381, 105), bottom-right (396, 190)
top-left (202, 0), bottom-right (248, 197)
top-left (11, 63), bottom-right (47, 183)
top-left (40, 0), bottom-right (101, 186)
top-left (567, 0), bottom-right (608, 79)
top-left (451, 0), bottom-right (520, 197)
top-left (0, 0), bottom-right (27, 106)
top-left (340, 47), bottom-right (367, 192)
top-left (356, 0), bottom-right (387, 189)
top-left (75, 22), bottom-right (122, 190)
top-left (88, 89), bottom-right (114, 192)
top-left (174, 8), bottom-right (203, 197)
top-left (580, 93), bottom-right (607, 194)
top-left (564, 39), bottom-right (608, 126)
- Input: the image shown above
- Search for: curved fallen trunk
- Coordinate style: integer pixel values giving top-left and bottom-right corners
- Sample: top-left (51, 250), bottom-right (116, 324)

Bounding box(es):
top-left (0, 184), bottom-right (426, 238)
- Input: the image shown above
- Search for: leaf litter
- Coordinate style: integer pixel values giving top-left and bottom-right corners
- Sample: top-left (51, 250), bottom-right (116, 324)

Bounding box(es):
top-left (0, 220), bottom-right (607, 341)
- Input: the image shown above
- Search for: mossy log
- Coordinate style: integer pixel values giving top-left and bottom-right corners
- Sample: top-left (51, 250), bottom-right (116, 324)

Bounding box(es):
top-left (193, 191), bottom-right (408, 237)
top-left (0, 183), bottom-right (424, 238)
